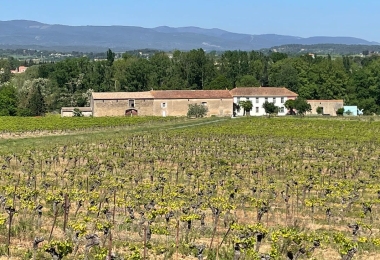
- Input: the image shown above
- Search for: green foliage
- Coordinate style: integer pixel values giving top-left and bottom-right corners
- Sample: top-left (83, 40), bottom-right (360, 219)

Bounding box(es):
top-left (0, 115), bottom-right (177, 132)
top-left (187, 103), bottom-right (208, 118)
top-left (238, 100), bottom-right (253, 116)
top-left (0, 83), bottom-right (18, 116)
top-left (294, 97), bottom-right (311, 116)
top-left (2, 48), bottom-right (380, 116)
top-left (23, 84), bottom-right (46, 116)
top-left (262, 101), bottom-right (278, 116)
top-left (236, 75), bottom-right (260, 87)
top-left (73, 108), bottom-right (83, 117)
top-left (316, 106), bottom-right (323, 115)
top-left (337, 107), bottom-right (344, 116)
top-left (106, 49), bottom-right (115, 66)
top-left (284, 99), bottom-right (295, 115)
top-left (205, 75), bottom-right (232, 90)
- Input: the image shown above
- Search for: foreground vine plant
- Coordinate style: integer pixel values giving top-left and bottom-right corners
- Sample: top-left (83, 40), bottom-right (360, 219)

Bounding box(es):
top-left (0, 117), bottom-right (379, 259)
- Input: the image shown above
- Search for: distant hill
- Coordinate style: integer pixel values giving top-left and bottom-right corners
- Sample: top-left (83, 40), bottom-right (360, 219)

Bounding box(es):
top-left (0, 20), bottom-right (379, 52)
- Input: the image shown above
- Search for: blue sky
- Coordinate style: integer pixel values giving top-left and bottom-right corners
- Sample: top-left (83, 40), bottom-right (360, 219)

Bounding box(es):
top-left (1, 0), bottom-right (379, 42)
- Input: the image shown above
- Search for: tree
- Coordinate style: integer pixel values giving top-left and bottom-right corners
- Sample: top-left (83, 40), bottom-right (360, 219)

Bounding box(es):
top-left (106, 49), bottom-right (115, 66)
top-left (204, 75), bottom-right (231, 90)
top-left (187, 103), bottom-right (208, 118)
top-left (294, 97), bottom-right (311, 116)
top-left (0, 83), bottom-right (18, 116)
top-left (284, 99), bottom-right (296, 115)
top-left (268, 59), bottom-right (299, 93)
top-left (239, 100), bottom-right (253, 116)
top-left (27, 84), bottom-right (46, 116)
top-left (262, 101), bottom-right (278, 116)
top-left (236, 75), bottom-right (260, 87)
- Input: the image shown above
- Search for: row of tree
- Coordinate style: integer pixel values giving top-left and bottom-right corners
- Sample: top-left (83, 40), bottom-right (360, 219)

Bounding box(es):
top-left (0, 48), bottom-right (380, 116)
top-left (238, 98), bottom-right (312, 116)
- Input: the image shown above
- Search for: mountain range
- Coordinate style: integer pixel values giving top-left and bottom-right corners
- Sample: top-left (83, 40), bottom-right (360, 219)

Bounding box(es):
top-left (0, 20), bottom-right (379, 52)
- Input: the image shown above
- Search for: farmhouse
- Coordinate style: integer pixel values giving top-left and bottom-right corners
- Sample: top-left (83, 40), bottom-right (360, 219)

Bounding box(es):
top-left (11, 66), bottom-right (27, 74)
top-left (230, 87), bottom-right (298, 116)
top-left (307, 100), bottom-right (344, 116)
top-left (90, 89), bottom-right (233, 117)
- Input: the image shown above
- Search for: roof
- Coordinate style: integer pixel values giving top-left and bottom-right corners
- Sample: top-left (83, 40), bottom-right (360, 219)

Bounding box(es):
top-left (61, 107), bottom-right (92, 112)
top-left (151, 90), bottom-right (232, 99)
top-left (230, 87), bottom-right (298, 97)
top-left (92, 91), bottom-right (154, 100)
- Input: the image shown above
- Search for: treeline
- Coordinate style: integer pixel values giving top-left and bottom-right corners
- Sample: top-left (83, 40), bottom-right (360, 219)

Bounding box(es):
top-left (1, 48), bottom-right (380, 116)
top-left (265, 44), bottom-right (380, 56)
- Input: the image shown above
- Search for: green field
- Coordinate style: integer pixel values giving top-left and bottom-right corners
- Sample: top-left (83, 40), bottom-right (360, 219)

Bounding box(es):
top-left (0, 116), bottom-right (379, 259)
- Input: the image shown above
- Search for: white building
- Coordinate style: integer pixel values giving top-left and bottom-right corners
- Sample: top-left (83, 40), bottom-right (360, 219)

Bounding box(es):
top-left (230, 87), bottom-right (298, 116)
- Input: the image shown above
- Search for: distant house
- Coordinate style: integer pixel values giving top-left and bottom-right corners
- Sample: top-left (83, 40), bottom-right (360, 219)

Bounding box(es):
top-left (11, 66), bottom-right (27, 74)
top-left (90, 90), bottom-right (233, 117)
top-left (230, 87), bottom-right (298, 116)
top-left (307, 100), bottom-right (344, 116)
top-left (61, 107), bottom-right (92, 117)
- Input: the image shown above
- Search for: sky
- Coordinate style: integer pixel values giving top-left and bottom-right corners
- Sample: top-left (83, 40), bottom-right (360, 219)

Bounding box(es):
top-left (1, 0), bottom-right (379, 42)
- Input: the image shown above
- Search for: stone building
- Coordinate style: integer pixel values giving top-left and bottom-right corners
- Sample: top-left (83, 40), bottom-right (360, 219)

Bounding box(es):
top-left (150, 90), bottom-right (232, 117)
top-left (91, 92), bottom-right (154, 117)
top-left (90, 90), bottom-right (233, 117)
top-left (307, 100), bottom-right (344, 116)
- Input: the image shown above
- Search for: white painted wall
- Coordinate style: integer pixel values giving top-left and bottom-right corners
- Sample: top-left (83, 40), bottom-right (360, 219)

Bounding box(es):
top-left (233, 96), bottom-right (290, 116)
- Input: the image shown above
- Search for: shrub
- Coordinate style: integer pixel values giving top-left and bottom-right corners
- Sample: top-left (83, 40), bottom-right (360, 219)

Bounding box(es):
top-left (73, 108), bottom-right (83, 117)
top-left (336, 108), bottom-right (344, 116)
top-left (316, 107), bottom-right (323, 115)
top-left (187, 103), bottom-right (208, 118)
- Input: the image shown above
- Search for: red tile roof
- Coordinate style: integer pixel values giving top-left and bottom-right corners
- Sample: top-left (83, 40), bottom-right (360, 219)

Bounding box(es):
top-left (230, 87), bottom-right (298, 97)
top-left (92, 92), bottom-right (153, 100)
top-left (151, 90), bottom-right (232, 99)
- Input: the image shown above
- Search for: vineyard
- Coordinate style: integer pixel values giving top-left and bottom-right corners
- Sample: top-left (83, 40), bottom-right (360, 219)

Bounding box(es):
top-left (0, 116), bottom-right (380, 259)
top-left (0, 116), bottom-right (181, 134)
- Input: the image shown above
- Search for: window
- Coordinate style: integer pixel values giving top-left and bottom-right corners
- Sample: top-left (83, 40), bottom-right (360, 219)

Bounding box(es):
top-left (237, 97), bottom-right (240, 103)
top-left (256, 107), bottom-right (259, 113)
top-left (161, 102), bottom-right (166, 108)
top-left (279, 107), bottom-right (284, 113)
top-left (129, 99), bottom-right (135, 108)
top-left (265, 97), bottom-right (268, 102)
top-left (246, 97), bottom-right (250, 100)
top-left (256, 97), bottom-right (259, 103)
top-left (273, 98), bottom-right (276, 103)
top-left (202, 102), bottom-right (207, 106)
top-left (281, 97), bottom-right (284, 103)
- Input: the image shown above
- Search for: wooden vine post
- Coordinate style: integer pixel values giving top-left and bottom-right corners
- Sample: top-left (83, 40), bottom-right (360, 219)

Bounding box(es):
top-left (63, 193), bottom-right (69, 233)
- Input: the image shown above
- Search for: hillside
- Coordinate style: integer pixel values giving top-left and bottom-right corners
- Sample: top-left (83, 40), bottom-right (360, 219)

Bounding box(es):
top-left (0, 20), bottom-right (379, 52)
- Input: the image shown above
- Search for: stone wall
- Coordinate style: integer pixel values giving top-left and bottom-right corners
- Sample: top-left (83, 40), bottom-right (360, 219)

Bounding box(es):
top-left (307, 100), bottom-right (344, 116)
top-left (92, 99), bottom-right (154, 117)
top-left (152, 98), bottom-right (233, 117)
